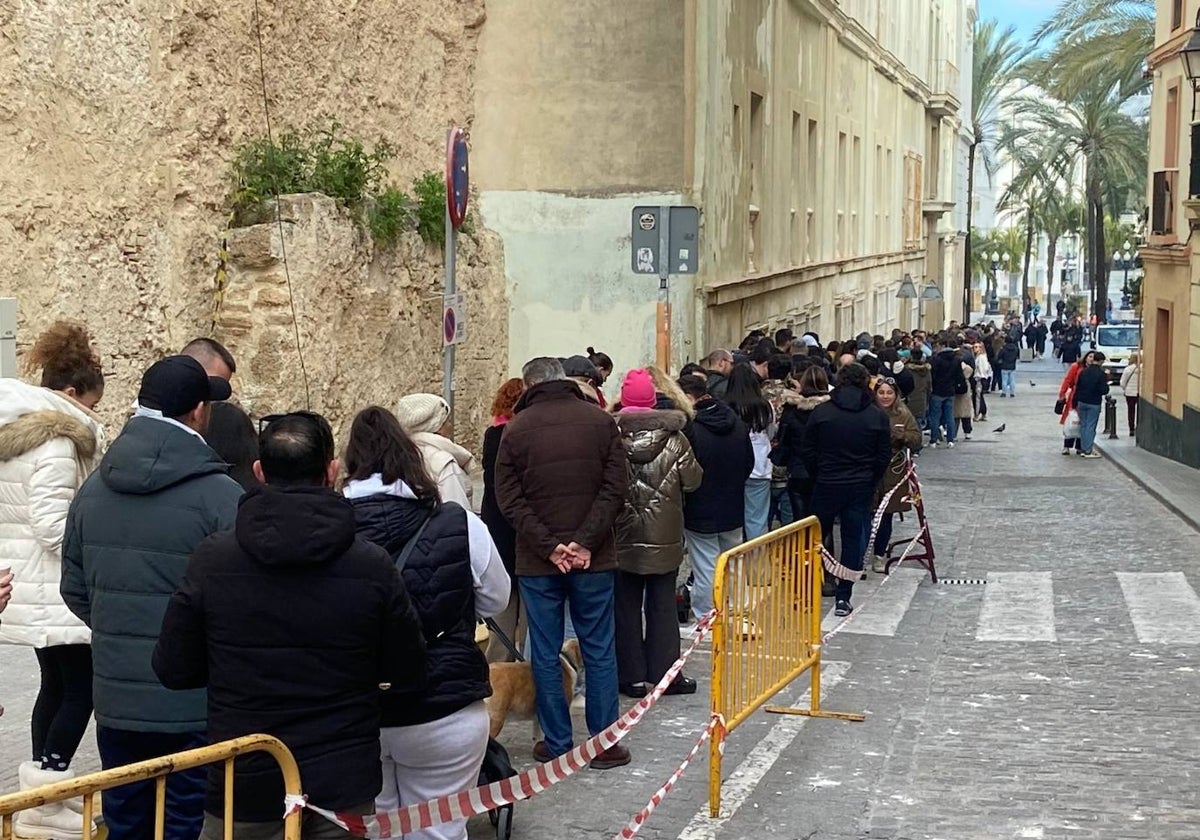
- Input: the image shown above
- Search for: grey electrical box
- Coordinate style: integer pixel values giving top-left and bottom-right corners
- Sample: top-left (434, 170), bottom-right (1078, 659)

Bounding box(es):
top-left (0, 299), bottom-right (16, 379)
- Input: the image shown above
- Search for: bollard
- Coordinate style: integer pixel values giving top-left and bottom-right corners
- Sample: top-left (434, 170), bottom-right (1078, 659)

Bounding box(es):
top-left (1104, 395), bottom-right (1118, 439)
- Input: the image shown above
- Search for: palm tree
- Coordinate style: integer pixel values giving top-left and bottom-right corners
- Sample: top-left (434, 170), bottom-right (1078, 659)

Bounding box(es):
top-left (996, 126), bottom-right (1080, 304)
top-left (962, 20), bottom-right (1031, 322)
top-left (1039, 197), bottom-right (1086, 301)
top-left (1033, 0), bottom-right (1154, 101)
top-left (1015, 67), bottom-right (1148, 321)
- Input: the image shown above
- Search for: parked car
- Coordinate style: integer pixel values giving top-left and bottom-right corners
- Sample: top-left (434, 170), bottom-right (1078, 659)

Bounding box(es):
top-left (1092, 323), bottom-right (1141, 385)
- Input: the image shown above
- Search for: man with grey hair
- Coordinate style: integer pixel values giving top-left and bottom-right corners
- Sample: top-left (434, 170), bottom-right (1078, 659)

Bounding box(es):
top-left (703, 348), bottom-right (734, 400)
top-left (496, 356), bottom-right (630, 769)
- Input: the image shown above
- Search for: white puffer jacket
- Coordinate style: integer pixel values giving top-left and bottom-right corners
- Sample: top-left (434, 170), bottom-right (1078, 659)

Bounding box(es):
top-left (0, 380), bottom-right (103, 648)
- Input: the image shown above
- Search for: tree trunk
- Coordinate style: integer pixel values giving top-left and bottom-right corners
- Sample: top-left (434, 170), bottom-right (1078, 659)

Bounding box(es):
top-left (1045, 235), bottom-right (1058, 301)
top-left (1022, 205), bottom-right (1034, 298)
top-left (1092, 198), bottom-right (1107, 322)
top-left (963, 142), bottom-right (977, 323)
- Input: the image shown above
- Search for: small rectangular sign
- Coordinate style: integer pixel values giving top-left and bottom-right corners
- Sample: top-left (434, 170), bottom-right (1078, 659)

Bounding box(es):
top-left (631, 207), bottom-right (662, 274)
top-left (443, 293), bottom-right (466, 347)
top-left (631, 206), bottom-right (699, 276)
top-left (667, 206), bottom-right (699, 275)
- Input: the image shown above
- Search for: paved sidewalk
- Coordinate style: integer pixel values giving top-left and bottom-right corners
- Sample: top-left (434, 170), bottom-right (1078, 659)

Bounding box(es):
top-left (1096, 434), bottom-right (1200, 533)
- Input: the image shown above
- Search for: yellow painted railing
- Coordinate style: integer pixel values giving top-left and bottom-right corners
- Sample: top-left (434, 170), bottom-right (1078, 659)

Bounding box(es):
top-left (0, 735), bottom-right (302, 840)
top-left (708, 516), bottom-right (864, 817)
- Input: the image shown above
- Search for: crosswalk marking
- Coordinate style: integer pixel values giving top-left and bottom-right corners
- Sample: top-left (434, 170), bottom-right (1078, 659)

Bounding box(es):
top-left (820, 568), bottom-right (924, 635)
top-left (1116, 572), bottom-right (1200, 644)
top-left (976, 572), bottom-right (1057, 641)
top-left (814, 570), bottom-right (1200, 644)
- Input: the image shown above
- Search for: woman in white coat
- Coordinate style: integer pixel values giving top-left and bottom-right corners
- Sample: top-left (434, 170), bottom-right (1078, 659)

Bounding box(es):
top-left (394, 393), bottom-right (478, 508)
top-left (0, 321), bottom-right (104, 839)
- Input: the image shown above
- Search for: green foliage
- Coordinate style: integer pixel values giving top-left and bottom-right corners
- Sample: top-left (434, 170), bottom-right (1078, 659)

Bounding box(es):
top-left (228, 120), bottom-right (463, 249)
top-left (368, 186), bottom-right (412, 248)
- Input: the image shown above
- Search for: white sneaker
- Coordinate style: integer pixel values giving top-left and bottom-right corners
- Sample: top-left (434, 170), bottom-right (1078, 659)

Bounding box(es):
top-left (947, 441), bottom-right (956, 448)
top-left (964, 434), bottom-right (972, 440)
top-left (1062, 447), bottom-right (1071, 455)
top-left (929, 442), bottom-right (940, 448)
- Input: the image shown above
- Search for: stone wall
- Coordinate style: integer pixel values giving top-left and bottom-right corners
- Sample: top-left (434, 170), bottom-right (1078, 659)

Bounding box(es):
top-left (219, 194), bottom-right (506, 442)
top-left (0, 0), bottom-right (505, 445)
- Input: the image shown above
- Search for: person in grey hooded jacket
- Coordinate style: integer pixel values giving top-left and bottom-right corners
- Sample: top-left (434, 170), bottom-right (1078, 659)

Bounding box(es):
top-left (61, 355), bottom-right (242, 840)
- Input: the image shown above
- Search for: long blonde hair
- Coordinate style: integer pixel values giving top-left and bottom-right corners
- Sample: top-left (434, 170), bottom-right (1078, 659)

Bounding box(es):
top-left (647, 365), bottom-right (694, 418)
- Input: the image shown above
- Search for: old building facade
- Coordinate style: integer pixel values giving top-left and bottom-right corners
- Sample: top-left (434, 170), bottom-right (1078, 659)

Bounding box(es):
top-left (475, 0), bottom-right (973, 375)
top-left (1141, 0), bottom-right (1200, 467)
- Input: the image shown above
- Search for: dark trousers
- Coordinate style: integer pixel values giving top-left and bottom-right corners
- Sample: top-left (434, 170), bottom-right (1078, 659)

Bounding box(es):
top-left (1126, 395), bottom-right (1138, 433)
top-left (811, 482), bottom-right (874, 602)
top-left (615, 570), bottom-right (682, 686)
top-left (97, 727), bottom-right (207, 840)
top-left (873, 513), bottom-right (894, 557)
top-left (31, 644), bottom-right (93, 767)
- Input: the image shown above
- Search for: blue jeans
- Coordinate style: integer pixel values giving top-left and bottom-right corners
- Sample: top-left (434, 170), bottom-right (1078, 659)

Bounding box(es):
top-left (743, 478), bottom-right (772, 540)
top-left (928, 394), bottom-right (956, 444)
top-left (684, 528), bottom-right (744, 620)
top-left (96, 727), bottom-right (207, 840)
top-left (811, 482), bottom-right (874, 602)
top-left (1077, 401), bottom-right (1101, 453)
top-left (1001, 369), bottom-right (1015, 396)
top-left (518, 573), bottom-right (619, 757)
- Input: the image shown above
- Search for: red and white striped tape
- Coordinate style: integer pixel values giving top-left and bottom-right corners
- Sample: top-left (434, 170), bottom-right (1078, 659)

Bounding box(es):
top-left (821, 462), bottom-right (927, 643)
top-left (293, 610), bottom-right (720, 838)
top-left (820, 456), bottom-right (919, 582)
top-left (615, 712), bottom-right (726, 839)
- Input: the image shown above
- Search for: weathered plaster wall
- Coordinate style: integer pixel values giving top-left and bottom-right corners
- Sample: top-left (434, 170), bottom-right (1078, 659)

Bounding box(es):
top-left (478, 191), bottom-right (689, 380)
top-left (0, 0), bottom-right (505, 442)
top-left (472, 0), bottom-right (690, 377)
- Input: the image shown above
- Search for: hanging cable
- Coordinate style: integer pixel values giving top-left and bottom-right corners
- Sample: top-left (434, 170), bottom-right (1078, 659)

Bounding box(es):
top-left (252, 0), bottom-right (312, 410)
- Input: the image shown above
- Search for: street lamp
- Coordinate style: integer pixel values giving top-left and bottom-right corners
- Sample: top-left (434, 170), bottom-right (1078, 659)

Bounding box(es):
top-left (988, 251), bottom-right (1001, 314)
top-left (1114, 239), bottom-right (1134, 310)
top-left (1184, 12), bottom-right (1200, 196)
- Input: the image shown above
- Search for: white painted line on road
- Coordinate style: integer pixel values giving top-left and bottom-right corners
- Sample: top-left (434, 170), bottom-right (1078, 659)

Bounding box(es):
top-left (976, 572), bottom-right (1056, 642)
top-left (1117, 572), bottom-right (1200, 643)
top-left (676, 660), bottom-right (850, 840)
top-left (817, 568), bottom-right (924, 637)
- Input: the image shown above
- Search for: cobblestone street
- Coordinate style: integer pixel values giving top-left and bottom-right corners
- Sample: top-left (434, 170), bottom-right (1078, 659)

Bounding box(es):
top-left (2, 358), bottom-right (1197, 839)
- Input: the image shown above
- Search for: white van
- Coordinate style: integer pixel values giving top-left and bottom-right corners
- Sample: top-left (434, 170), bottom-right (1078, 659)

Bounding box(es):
top-left (1092, 322), bottom-right (1141, 385)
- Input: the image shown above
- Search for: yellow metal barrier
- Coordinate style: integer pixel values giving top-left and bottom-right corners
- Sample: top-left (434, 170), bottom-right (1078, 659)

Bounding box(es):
top-left (0, 735), bottom-right (302, 840)
top-left (708, 516), bottom-right (864, 817)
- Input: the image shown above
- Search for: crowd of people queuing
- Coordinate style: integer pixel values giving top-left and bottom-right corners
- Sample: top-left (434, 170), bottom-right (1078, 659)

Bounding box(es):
top-left (0, 314), bottom-right (1036, 840)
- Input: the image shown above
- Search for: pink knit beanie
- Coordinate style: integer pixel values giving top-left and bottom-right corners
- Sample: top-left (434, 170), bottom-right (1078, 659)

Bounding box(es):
top-left (620, 368), bottom-right (657, 410)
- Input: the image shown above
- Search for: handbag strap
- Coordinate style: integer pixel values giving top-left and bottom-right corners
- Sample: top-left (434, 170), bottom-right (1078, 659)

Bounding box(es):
top-left (394, 514), bottom-right (433, 573)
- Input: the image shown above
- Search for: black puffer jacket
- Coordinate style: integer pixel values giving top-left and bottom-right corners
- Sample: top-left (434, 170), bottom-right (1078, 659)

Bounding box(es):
top-left (682, 398), bottom-right (754, 534)
top-left (997, 341), bottom-right (1020, 371)
top-left (770, 394), bottom-right (831, 482)
top-left (152, 485), bottom-right (426, 821)
top-left (930, 349), bottom-right (966, 397)
top-left (350, 493), bottom-right (491, 727)
top-left (480, 424), bottom-right (516, 576)
top-left (799, 386), bottom-right (891, 487)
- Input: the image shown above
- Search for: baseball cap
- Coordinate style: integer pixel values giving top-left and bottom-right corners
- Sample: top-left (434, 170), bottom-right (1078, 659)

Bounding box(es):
top-left (138, 356), bottom-right (233, 417)
top-left (560, 355), bottom-right (602, 386)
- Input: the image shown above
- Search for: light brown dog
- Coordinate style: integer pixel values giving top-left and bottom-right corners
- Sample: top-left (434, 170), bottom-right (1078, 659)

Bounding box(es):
top-left (486, 638), bottom-right (582, 739)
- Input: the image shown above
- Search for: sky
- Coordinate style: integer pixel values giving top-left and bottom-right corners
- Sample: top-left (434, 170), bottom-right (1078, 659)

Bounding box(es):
top-left (980, 0), bottom-right (1057, 42)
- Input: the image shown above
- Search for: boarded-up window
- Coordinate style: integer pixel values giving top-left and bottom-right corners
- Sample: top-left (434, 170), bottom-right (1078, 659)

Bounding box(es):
top-left (903, 152), bottom-right (923, 247)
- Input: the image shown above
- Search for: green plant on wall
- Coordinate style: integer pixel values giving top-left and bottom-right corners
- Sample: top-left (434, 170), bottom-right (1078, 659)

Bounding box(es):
top-left (228, 120), bottom-right (469, 249)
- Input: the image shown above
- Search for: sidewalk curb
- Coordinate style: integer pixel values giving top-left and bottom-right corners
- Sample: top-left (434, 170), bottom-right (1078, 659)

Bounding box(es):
top-left (1097, 443), bottom-right (1200, 534)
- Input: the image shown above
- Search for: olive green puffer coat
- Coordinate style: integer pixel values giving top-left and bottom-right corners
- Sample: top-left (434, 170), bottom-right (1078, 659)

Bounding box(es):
top-left (614, 410), bottom-right (703, 576)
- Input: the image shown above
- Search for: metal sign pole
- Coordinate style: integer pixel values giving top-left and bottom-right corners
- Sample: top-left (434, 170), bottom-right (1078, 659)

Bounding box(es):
top-left (443, 197), bottom-right (456, 421)
top-left (656, 206), bottom-right (671, 372)
top-left (0, 298), bottom-right (16, 378)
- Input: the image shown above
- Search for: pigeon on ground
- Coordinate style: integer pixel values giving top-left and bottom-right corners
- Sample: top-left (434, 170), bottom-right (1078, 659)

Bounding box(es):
top-left (993, 424), bottom-right (1006, 433)
top-left (1030, 381), bottom-right (1037, 387)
